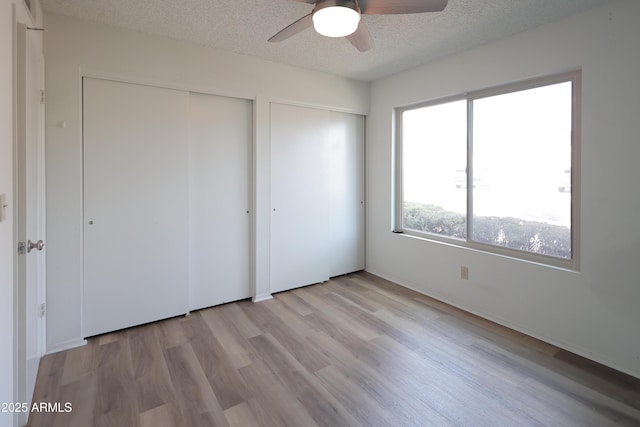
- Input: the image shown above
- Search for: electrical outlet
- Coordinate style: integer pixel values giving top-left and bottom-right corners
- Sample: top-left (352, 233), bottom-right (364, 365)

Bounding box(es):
top-left (461, 266), bottom-right (469, 280)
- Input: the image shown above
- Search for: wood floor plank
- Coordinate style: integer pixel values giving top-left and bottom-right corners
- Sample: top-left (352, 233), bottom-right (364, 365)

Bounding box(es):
top-left (248, 333), bottom-right (361, 427)
top-left (199, 304), bottom-right (259, 369)
top-left (237, 360), bottom-right (320, 427)
top-left (314, 319), bottom-right (514, 427)
top-left (553, 349), bottom-right (640, 410)
top-left (365, 334), bottom-right (543, 426)
top-left (93, 339), bottom-right (139, 427)
top-left (517, 377), bottom-right (628, 427)
top-left (95, 330), bottom-right (123, 346)
top-left (323, 290), bottom-right (427, 351)
top-left (266, 295), bottom-right (317, 337)
top-left (431, 303), bottom-right (561, 356)
top-left (129, 326), bottom-right (182, 424)
top-left (307, 328), bottom-right (458, 426)
top-left (30, 374), bottom-right (98, 427)
top-left (347, 273), bottom-right (444, 323)
top-left (294, 285), bottom-right (382, 341)
top-left (272, 288), bottom-right (315, 316)
top-left (154, 316), bottom-right (190, 350)
top-left (352, 271), bottom-right (429, 302)
top-left (139, 404), bottom-right (175, 427)
top-left (29, 350), bottom-right (67, 405)
top-left (162, 342), bottom-right (228, 426)
top-left (474, 339), bottom-right (640, 424)
top-left (474, 332), bottom-right (640, 424)
top-left (215, 302), bottom-right (262, 339)
top-left (128, 328), bottom-right (168, 411)
top-left (322, 276), bottom-right (386, 313)
top-left (59, 341), bottom-right (97, 386)
top-left (223, 402), bottom-right (261, 427)
top-left (314, 364), bottom-right (427, 427)
top-left (241, 298), bottom-right (331, 373)
top-left (180, 313), bottom-right (253, 410)
top-left (28, 272), bottom-right (640, 427)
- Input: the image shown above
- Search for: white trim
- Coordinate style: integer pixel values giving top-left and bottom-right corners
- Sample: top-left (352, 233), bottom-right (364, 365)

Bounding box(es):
top-left (252, 294), bottom-right (273, 303)
top-left (250, 98), bottom-right (258, 303)
top-left (45, 338), bottom-right (87, 355)
top-left (14, 21), bottom-right (27, 427)
top-left (80, 68), bottom-right (257, 102)
top-left (36, 45), bottom-right (46, 361)
top-left (394, 70), bottom-right (581, 270)
top-left (78, 68), bottom-right (85, 342)
top-left (268, 97), bottom-right (368, 116)
top-left (12, 8), bottom-right (20, 427)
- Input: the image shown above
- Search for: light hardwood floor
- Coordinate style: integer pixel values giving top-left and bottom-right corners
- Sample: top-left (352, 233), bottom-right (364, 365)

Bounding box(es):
top-left (28, 272), bottom-right (640, 426)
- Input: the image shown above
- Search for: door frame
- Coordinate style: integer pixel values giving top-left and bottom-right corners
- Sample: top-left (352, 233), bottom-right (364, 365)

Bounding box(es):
top-left (14, 21), bottom-right (47, 425)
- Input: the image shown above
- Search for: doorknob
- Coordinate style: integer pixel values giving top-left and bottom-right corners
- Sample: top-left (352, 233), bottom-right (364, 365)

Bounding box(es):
top-left (27, 239), bottom-right (44, 253)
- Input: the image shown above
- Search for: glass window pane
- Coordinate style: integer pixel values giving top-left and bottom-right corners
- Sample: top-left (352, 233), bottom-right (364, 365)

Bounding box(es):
top-left (402, 100), bottom-right (467, 238)
top-left (471, 82), bottom-right (572, 259)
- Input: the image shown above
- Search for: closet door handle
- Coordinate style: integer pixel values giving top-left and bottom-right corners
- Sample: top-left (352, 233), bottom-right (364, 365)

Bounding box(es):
top-left (27, 239), bottom-right (44, 253)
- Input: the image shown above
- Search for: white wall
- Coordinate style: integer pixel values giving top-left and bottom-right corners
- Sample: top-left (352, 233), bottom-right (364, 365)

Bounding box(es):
top-left (367, 0), bottom-right (640, 378)
top-left (44, 14), bottom-right (369, 351)
top-left (1, 2), bottom-right (42, 426)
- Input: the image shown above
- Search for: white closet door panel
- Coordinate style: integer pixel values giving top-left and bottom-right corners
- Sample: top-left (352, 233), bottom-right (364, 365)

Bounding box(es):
top-left (188, 92), bottom-right (252, 310)
top-left (83, 78), bottom-right (189, 337)
top-left (270, 103), bottom-right (330, 293)
top-left (328, 111), bottom-right (365, 276)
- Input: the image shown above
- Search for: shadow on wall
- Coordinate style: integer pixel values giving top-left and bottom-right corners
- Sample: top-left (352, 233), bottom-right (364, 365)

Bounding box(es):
top-left (584, 241), bottom-right (640, 325)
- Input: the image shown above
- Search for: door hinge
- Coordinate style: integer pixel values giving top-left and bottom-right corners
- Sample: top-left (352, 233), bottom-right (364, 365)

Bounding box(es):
top-left (38, 303), bottom-right (46, 318)
top-left (40, 89), bottom-right (45, 105)
top-left (17, 241), bottom-right (26, 255)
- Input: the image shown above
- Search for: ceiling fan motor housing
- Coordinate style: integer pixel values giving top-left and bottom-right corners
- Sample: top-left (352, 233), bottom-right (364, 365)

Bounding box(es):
top-left (312, 0), bottom-right (361, 38)
top-left (313, 0), bottom-right (361, 14)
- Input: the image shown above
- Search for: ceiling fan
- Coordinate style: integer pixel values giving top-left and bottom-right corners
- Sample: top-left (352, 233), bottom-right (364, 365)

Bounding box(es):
top-left (268, 0), bottom-right (449, 52)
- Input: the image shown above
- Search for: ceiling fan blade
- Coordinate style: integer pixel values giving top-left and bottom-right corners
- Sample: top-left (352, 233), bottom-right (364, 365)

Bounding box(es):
top-left (268, 13), bottom-right (313, 43)
top-left (346, 20), bottom-right (373, 52)
top-left (359, 0), bottom-right (448, 15)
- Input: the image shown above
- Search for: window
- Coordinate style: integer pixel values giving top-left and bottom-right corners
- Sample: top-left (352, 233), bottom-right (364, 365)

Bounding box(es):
top-left (395, 71), bottom-right (580, 268)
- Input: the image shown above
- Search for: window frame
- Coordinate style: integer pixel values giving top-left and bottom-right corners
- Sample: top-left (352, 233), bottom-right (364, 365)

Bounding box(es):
top-left (394, 70), bottom-right (581, 270)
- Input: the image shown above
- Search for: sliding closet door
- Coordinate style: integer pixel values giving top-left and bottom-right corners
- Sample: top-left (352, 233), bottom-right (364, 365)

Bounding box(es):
top-left (328, 111), bottom-right (365, 277)
top-left (270, 103), bottom-right (365, 293)
top-left (188, 92), bottom-right (252, 310)
top-left (83, 78), bottom-right (189, 337)
top-left (270, 103), bottom-right (331, 293)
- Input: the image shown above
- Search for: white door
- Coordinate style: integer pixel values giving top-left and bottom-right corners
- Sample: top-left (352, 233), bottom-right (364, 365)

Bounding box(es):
top-left (270, 103), bottom-right (331, 293)
top-left (15, 23), bottom-right (46, 424)
top-left (270, 104), bottom-right (365, 294)
top-left (327, 111), bottom-right (365, 277)
top-left (83, 78), bottom-right (190, 337)
top-left (188, 92), bottom-right (252, 310)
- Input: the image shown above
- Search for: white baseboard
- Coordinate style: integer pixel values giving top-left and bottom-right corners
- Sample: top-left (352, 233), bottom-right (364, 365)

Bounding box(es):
top-left (252, 293), bottom-right (273, 303)
top-left (45, 338), bottom-right (87, 355)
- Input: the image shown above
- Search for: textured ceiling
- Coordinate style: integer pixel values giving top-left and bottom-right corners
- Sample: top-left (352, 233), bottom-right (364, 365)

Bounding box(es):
top-left (40, 0), bottom-right (611, 82)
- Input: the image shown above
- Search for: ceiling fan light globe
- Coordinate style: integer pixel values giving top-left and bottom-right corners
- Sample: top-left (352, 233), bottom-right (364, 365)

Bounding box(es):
top-left (312, 6), bottom-right (360, 38)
